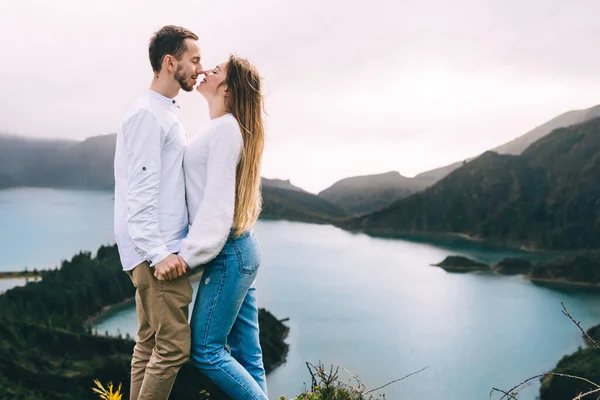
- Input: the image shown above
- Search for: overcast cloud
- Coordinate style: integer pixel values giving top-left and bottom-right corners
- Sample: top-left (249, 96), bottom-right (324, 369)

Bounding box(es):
top-left (1, 0), bottom-right (599, 192)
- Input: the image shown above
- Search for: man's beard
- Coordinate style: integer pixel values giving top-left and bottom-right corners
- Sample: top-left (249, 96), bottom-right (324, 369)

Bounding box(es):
top-left (174, 66), bottom-right (194, 92)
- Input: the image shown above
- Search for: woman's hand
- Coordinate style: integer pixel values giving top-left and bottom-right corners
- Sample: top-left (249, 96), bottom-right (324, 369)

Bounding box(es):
top-left (153, 254), bottom-right (187, 280)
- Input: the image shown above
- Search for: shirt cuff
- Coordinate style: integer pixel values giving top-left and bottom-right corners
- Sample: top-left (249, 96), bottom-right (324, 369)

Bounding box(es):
top-left (148, 246), bottom-right (171, 267)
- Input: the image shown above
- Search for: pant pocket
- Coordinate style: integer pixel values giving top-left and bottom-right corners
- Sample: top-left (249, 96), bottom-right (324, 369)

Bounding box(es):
top-left (125, 270), bottom-right (135, 286)
top-left (231, 235), bottom-right (261, 275)
top-left (160, 275), bottom-right (193, 305)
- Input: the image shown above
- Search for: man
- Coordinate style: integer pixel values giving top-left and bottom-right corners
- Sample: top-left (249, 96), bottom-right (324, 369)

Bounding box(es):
top-left (113, 25), bottom-right (203, 400)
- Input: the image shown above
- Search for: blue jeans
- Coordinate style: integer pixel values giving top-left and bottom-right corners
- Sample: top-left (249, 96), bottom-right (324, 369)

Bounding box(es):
top-left (189, 230), bottom-right (268, 400)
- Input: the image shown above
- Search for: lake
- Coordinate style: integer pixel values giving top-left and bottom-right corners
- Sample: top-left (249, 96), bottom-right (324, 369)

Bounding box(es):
top-left (3, 187), bottom-right (600, 399)
top-left (0, 187), bottom-right (115, 271)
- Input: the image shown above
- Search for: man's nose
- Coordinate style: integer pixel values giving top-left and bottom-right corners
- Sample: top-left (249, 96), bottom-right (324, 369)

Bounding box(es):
top-left (196, 64), bottom-right (204, 74)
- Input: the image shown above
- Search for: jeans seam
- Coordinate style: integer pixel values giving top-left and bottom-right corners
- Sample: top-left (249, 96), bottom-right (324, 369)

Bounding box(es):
top-left (231, 240), bottom-right (247, 274)
top-left (232, 327), bottom-right (246, 367)
top-left (252, 234), bottom-right (262, 262)
top-left (201, 262), bottom-right (226, 364)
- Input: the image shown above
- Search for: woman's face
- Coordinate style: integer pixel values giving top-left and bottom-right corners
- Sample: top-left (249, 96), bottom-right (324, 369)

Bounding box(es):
top-left (197, 61), bottom-right (228, 98)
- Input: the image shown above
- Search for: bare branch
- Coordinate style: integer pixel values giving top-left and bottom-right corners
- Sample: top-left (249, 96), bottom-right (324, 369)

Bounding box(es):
top-left (341, 366), bottom-right (370, 392)
top-left (562, 302), bottom-right (600, 351)
top-left (490, 387), bottom-right (519, 400)
top-left (494, 372), bottom-right (600, 400)
top-left (366, 366), bottom-right (429, 394)
top-left (573, 387), bottom-right (600, 400)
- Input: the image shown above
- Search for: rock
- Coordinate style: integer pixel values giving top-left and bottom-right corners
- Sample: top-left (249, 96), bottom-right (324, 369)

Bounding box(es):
top-left (432, 256), bottom-right (489, 272)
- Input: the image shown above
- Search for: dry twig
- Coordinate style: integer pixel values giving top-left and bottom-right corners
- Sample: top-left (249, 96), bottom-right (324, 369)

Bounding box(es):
top-left (366, 366), bottom-right (429, 394)
top-left (562, 302), bottom-right (600, 351)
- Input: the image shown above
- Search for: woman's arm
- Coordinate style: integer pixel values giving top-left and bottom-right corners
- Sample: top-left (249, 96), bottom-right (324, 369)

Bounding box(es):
top-left (179, 120), bottom-right (243, 269)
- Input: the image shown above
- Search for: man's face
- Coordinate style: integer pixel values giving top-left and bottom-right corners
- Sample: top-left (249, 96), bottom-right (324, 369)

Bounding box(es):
top-left (173, 38), bottom-right (202, 92)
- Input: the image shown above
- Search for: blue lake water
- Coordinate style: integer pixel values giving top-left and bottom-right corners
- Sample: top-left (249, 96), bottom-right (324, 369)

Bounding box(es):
top-left (3, 188), bottom-right (600, 399)
top-left (0, 187), bottom-right (115, 271)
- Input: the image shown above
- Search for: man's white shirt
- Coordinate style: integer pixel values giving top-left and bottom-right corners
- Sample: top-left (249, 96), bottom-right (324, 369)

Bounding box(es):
top-left (114, 90), bottom-right (188, 271)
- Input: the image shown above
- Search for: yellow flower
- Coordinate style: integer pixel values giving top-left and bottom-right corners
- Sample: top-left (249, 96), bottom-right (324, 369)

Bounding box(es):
top-left (92, 379), bottom-right (123, 400)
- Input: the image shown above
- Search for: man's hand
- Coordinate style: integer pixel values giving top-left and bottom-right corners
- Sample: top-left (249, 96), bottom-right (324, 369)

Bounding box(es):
top-left (153, 254), bottom-right (186, 281)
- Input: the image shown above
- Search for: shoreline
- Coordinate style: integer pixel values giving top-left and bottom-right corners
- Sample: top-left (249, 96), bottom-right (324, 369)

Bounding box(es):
top-left (83, 266), bottom-right (291, 374)
top-left (84, 268), bottom-right (206, 328)
top-left (352, 228), bottom-right (551, 254)
top-left (84, 296), bottom-right (136, 328)
top-left (0, 271), bottom-right (44, 280)
top-left (341, 226), bottom-right (586, 257)
top-left (525, 276), bottom-right (600, 291)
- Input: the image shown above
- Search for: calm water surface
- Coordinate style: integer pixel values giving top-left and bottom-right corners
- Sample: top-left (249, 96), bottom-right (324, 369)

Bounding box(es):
top-left (3, 188), bottom-right (600, 399)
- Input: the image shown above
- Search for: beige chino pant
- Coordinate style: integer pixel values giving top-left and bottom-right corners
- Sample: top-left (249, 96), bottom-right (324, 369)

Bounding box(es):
top-left (126, 261), bottom-right (193, 400)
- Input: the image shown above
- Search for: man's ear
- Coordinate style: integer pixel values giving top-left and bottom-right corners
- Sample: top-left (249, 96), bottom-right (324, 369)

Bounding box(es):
top-left (163, 54), bottom-right (176, 73)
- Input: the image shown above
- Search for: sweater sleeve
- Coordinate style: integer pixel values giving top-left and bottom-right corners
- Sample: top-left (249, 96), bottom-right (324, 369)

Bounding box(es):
top-left (178, 120), bottom-right (243, 269)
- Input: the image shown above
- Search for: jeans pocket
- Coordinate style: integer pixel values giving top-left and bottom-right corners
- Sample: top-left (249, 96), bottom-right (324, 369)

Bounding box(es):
top-left (231, 235), bottom-right (261, 275)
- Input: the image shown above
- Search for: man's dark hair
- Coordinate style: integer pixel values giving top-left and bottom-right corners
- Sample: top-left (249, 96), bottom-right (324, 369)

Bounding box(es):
top-left (149, 25), bottom-right (198, 73)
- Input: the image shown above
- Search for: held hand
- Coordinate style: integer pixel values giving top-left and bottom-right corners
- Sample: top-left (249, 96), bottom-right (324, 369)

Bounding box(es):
top-left (153, 254), bottom-right (185, 281)
top-left (177, 255), bottom-right (189, 277)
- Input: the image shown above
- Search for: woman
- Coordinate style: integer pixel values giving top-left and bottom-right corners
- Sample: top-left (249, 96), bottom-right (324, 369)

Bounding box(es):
top-left (178, 55), bottom-right (268, 400)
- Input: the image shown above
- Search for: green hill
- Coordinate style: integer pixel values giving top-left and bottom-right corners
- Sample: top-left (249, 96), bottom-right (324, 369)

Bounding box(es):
top-left (0, 245), bottom-right (289, 400)
top-left (540, 323), bottom-right (600, 400)
top-left (342, 117), bottom-right (600, 251)
top-left (261, 184), bottom-right (349, 224)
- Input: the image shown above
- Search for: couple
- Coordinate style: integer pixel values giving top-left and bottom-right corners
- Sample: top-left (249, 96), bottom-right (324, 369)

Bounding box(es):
top-left (114, 25), bottom-right (268, 400)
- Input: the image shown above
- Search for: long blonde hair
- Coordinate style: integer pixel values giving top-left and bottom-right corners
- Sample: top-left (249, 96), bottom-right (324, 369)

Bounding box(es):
top-left (224, 55), bottom-right (265, 237)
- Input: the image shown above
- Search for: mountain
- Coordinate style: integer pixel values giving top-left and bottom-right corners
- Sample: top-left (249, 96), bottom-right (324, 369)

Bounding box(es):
top-left (317, 105), bottom-right (600, 215)
top-left (261, 178), bottom-right (306, 193)
top-left (0, 133), bottom-right (115, 189)
top-left (261, 184), bottom-right (349, 224)
top-left (261, 177), bottom-right (349, 223)
top-left (341, 117), bottom-right (600, 251)
top-left (415, 104), bottom-right (600, 183)
top-left (318, 171), bottom-right (432, 215)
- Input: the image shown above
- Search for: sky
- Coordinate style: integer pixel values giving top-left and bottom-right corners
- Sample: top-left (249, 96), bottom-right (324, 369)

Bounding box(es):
top-left (1, 0), bottom-right (600, 193)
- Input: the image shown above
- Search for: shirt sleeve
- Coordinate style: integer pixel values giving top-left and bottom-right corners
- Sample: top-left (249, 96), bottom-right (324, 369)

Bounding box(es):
top-left (179, 121), bottom-right (243, 269)
top-left (123, 109), bottom-right (171, 267)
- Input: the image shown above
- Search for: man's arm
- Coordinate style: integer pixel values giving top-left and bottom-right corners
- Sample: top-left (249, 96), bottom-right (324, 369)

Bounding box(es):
top-left (123, 110), bottom-right (171, 267)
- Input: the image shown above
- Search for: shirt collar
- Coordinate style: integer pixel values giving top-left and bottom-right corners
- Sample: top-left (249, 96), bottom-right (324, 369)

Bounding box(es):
top-left (147, 89), bottom-right (179, 108)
